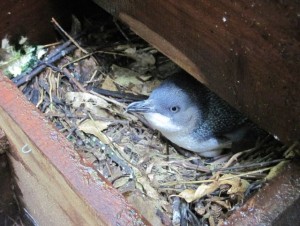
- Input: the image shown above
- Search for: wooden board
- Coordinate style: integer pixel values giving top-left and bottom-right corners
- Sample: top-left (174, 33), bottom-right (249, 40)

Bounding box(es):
top-left (93, 0), bottom-right (300, 144)
top-left (0, 74), bottom-right (148, 226)
top-left (0, 0), bottom-right (104, 44)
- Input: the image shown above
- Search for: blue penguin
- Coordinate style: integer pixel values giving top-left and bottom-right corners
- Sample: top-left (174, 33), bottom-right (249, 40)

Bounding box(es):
top-left (127, 73), bottom-right (261, 157)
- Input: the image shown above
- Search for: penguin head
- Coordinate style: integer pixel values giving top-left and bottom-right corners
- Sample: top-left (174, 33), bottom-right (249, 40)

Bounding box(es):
top-left (127, 76), bottom-right (203, 134)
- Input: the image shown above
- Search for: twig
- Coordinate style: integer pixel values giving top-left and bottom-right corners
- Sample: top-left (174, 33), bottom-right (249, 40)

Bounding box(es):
top-left (14, 45), bottom-right (76, 86)
top-left (12, 40), bottom-right (73, 83)
top-left (60, 50), bottom-right (129, 69)
top-left (89, 86), bottom-right (148, 102)
top-left (85, 70), bottom-right (98, 84)
top-left (221, 148), bottom-right (255, 169)
top-left (88, 113), bottom-right (133, 174)
top-left (216, 159), bottom-right (287, 172)
top-left (51, 17), bottom-right (88, 54)
top-left (36, 86), bottom-right (44, 108)
top-left (89, 90), bottom-right (127, 108)
top-left (47, 69), bottom-right (54, 111)
top-left (240, 135), bottom-right (273, 160)
top-left (284, 141), bottom-right (299, 157)
top-left (41, 41), bottom-right (62, 48)
top-left (62, 68), bottom-right (87, 92)
top-left (160, 167), bottom-right (273, 186)
top-left (170, 161), bottom-right (210, 173)
top-left (60, 51), bottom-right (94, 68)
top-left (172, 197), bottom-right (181, 226)
top-left (113, 17), bottom-right (130, 41)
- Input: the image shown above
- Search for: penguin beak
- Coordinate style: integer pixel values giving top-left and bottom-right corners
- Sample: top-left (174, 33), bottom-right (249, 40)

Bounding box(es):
top-left (126, 99), bottom-right (155, 113)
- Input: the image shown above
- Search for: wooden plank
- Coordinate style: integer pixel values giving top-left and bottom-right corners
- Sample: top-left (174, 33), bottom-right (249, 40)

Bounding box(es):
top-left (0, 0), bottom-right (102, 44)
top-left (0, 74), bottom-right (148, 226)
top-left (93, 0), bottom-right (300, 144)
top-left (0, 0), bottom-right (67, 43)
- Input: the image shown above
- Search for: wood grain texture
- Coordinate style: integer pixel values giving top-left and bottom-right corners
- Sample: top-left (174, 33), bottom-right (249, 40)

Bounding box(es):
top-left (93, 0), bottom-right (300, 144)
top-left (0, 0), bottom-right (67, 43)
top-left (0, 74), bottom-right (148, 226)
top-left (0, 0), bottom-right (102, 44)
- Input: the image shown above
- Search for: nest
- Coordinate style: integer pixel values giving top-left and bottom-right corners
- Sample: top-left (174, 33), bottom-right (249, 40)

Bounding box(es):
top-left (1, 13), bottom-right (298, 226)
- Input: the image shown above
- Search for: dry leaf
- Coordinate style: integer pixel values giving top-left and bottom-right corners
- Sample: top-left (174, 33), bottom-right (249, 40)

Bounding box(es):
top-left (114, 44), bottom-right (132, 51)
top-left (101, 76), bottom-right (118, 91)
top-left (145, 162), bottom-right (155, 174)
top-left (124, 48), bottom-right (156, 67)
top-left (78, 119), bottom-right (111, 144)
top-left (177, 174), bottom-right (250, 203)
top-left (194, 183), bottom-right (220, 200)
top-left (78, 57), bottom-right (97, 79)
top-left (138, 74), bottom-right (152, 82)
top-left (136, 176), bottom-right (161, 200)
top-left (113, 176), bottom-right (130, 188)
top-left (177, 189), bottom-right (198, 203)
top-left (65, 92), bottom-right (110, 116)
top-left (112, 64), bottom-right (144, 87)
top-left (265, 161), bottom-right (286, 181)
top-left (123, 47), bottom-right (136, 55)
top-left (65, 92), bottom-right (110, 108)
top-left (207, 196), bottom-right (232, 210)
top-left (178, 182), bottom-right (219, 203)
top-left (219, 174), bottom-right (249, 194)
top-left (138, 79), bottom-right (161, 95)
top-left (79, 119), bottom-right (111, 132)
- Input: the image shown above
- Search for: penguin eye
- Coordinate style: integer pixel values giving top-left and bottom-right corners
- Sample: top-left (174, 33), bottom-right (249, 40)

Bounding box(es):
top-left (170, 106), bottom-right (180, 113)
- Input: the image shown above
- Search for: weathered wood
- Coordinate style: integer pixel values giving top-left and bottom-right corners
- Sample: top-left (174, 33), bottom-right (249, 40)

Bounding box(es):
top-left (0, 0), bottom-right (102, 44)
top-left (93, 0), bottom-right (300, 144)
top-left (0, 74), bottom-right (148, 226)
top-left (0, 0), bottom-right (67, 43)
